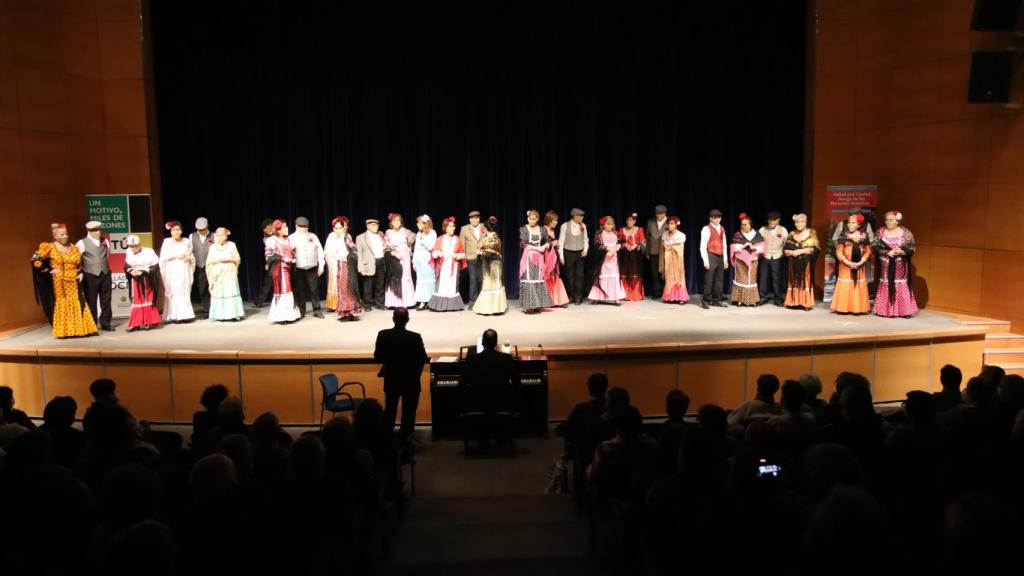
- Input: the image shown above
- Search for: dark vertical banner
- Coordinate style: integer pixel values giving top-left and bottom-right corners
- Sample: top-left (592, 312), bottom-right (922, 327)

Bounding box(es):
top-left (149, 0), bottom-right (807, 299)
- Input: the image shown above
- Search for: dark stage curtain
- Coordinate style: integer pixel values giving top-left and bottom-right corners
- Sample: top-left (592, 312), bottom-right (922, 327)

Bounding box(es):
top-left (149, 0), bottom-right (806, 300)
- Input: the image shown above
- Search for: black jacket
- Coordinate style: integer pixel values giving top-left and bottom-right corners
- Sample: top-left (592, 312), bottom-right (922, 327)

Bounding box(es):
top-left (373, 327), bottom-right (429, 393)
top-left (460, 348), bottom-right (520, 415)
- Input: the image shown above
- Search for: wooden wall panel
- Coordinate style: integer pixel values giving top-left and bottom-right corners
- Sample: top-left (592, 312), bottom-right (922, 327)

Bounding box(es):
top-left (981, 251), bottom-right (1024, 331)
top-left (239, 364), bottom-right (314, 424)
top-left (170, 363), bottom-right (241, 422)
top-left (747, 351), bottom-right (813, 395)
top-left (605, 356), bottom-right (677, 417)
top-left (927, 246), bottom-right (983, 313)
top-left (0, 359), bottom-right (43, 417)
top-left (104, 362), bottom-right (173, 421)
top-left (41, 360), bottom-right (104, 411)
top-left (547, 358), bottom-right (606, 420)
top-left (811, 1), bottom-right (1024, 331)
top-left (874, 342), bottom-right (930, 401)
top-left (932, 338), bottom-right (984, 390)
top-left (0, 0), bottom-right (150, 331)
top-left (677, 354), bottom-right (746, 411)
top-left (811, 346), bottom-right (876, 398)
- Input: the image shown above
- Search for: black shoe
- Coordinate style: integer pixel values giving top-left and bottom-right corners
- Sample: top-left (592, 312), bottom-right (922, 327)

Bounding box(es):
top-left (715, 301), bottom-right (728, 308)
top-left (700, 301), bottom-right (709, 309)
top-left (314, 311), bottom-right (325, 319)
top-left (101, 325), bottom-right (115, 332)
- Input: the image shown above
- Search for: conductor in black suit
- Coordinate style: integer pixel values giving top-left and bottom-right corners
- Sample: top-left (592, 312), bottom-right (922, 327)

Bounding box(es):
top-left (374, 308), bottom-right (429, 440)
top-left (460, 329), bottom-right (521, 419)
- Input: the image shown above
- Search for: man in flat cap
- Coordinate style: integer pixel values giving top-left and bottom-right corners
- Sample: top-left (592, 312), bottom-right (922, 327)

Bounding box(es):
top-left (699, 209), bottom-right (728, 309)
top-left (646, 205), bottom-right (668, 298)
top-left (758, 211), bottom-right (787, 306)
top-left (559, 208), bottom-right (589, 305)
top-left (189, 217), bottom-right (213, 318)
top-left (459, 211), bottom-right (485, 304)
top-left (289, 216), bottom-right (325, 319)
top-left (356, 218), bottom-right (387, 310)
top-left (76, 221), bottom-right (114, 331)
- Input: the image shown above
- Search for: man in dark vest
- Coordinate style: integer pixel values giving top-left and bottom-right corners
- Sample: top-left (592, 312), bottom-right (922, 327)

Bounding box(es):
top-left (190, 217), bottom-right (213, 319)
top-left (373, 308), bottom-right (429, 441)
top-left (645, 204), bottom-right (668, 298)
top-left (700, 209), bottom-right (729, 309)
top-left (76, 221), bottom-right (113, 331)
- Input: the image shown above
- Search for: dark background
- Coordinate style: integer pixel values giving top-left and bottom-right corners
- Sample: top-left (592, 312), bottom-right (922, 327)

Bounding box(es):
top-left (150, 0), bottom-right (807, 299)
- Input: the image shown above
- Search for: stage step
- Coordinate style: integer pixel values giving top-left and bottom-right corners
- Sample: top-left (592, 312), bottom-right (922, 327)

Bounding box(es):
top-left (985, 333), bottom-right (1024, 348)
top-left (984, 349), bottom-right (1024, 365)
top-left (937, 311), bottom-right (1013, 334)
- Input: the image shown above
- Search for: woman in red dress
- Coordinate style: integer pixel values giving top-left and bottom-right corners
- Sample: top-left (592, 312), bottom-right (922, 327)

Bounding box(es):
top-left (618, 213), bottom-right (646, 301)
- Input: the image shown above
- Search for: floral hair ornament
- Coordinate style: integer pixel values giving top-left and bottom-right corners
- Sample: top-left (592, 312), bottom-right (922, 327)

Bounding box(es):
top-left (668, 216), bottom-right (681, 225)
top-left (387, 213), bottom-right (400, 222)
top-left (272, 219), bottom-right (286, 230)
top-left (893, 210), bottom-right (903, 222)
top-left (331, 216), bottom-right (349, 228)
top-left (598, 216), bottom-right (608, 226)
top-left (421, 214), bottom-right (430, 222)
top-left (488, 216), bottom-right (498, 224)
top-left (165, 221), bottom-right (175, 231)
top-left (629, 212), bottom-right (638, 220)
top-left (852, 213), bottom-right (865, 224)
top-left (215, 227), bottom-right (231, 236)
top-left (738, 213), bottom-right (749, 222)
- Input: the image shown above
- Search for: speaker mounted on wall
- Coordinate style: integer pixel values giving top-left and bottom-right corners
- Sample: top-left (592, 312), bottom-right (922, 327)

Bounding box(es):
top-left (971, 0), bottom-right (1023, 31)
top-left (968, 51), bottom-right (1016, 103)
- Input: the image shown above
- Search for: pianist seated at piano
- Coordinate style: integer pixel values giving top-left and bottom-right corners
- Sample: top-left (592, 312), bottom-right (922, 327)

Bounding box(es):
top-left (458, 328), bottom-right (521, 445)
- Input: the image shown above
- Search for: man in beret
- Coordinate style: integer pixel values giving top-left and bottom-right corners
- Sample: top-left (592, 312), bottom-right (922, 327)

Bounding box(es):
top-left (289, 216), bottom-right (325, 319)
top-left (76, 221), bottom-right (113, 331)
top-left (559, 208), bottom-right (589, 305)
top-left (356, 218), bottom-right (387, 310)
top-left (460, 211), bottom-right (485, 304)
top-left (190, 217), bottom-right (213, 319)
top-left (645, 205), bottom-right (668, 298)
top-left (758, 211), bottom-right (787, 306)
top-left (699, 209), bottom-right (728, 309)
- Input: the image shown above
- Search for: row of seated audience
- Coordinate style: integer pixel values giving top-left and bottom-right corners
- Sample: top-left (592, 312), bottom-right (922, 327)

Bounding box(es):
top-left (1, 361), bottom-right (1023, 575)
top-left (557, 364), bottom-right (1024, 575)
top-left (0, 379), bottom-right (401, 576)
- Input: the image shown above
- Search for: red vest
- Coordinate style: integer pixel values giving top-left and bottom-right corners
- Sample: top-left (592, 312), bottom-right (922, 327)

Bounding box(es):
top-left (707, 225), bottom-right (725, 255)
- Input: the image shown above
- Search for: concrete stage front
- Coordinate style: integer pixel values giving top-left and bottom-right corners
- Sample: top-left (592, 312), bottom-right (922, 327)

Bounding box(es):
top-left (0, 301), bottom-right (985, 426)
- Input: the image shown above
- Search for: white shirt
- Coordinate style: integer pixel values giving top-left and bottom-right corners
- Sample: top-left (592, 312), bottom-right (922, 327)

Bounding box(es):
top-left (325, 232), bottom-right (350, 263)
top-left (76, 235), bottom-right (102, 253)
top-left (125, 247), bottom-right (159, 270)
top-left (288, 231), bottom-right (325, 271)
top-left (699, 224), bottom-right (724, 268)
top-left (656, 217), bottom-right (666, 232)
top-left (758, 225), bottom-right (788, 260)
top-left (473, 225), bottom-right (481, 241)
top-left (367, 232), bottom-right (385, 259)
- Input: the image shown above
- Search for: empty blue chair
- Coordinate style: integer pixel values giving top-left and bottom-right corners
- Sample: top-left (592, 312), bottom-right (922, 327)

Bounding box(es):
top-left (318, 373), bottom-right (366, 429)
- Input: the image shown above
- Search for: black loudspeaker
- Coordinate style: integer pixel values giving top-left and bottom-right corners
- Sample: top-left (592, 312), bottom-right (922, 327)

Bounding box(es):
top-left (968, 51), bottom-right (1014, 103)
top-left (971, 0), bottom-right (1022, 31)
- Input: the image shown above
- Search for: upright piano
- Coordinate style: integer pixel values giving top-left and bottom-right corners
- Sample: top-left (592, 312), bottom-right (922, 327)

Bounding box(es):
top-left (429, 354), bottom-right (549, 438)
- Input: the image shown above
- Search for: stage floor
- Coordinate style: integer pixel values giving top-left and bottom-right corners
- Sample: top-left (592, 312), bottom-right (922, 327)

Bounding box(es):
top-left (0, 299), bottom-right (970, 354)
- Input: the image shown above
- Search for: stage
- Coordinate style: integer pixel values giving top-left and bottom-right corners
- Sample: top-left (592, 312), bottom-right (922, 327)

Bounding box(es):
top-left (0, 301), bottom-right (985, 427)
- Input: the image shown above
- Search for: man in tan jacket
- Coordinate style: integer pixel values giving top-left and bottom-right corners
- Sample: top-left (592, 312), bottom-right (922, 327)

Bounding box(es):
top-left (459, 210), bottom-right (484, 303)
top-left (356, 218), bottom-right (386, 309)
